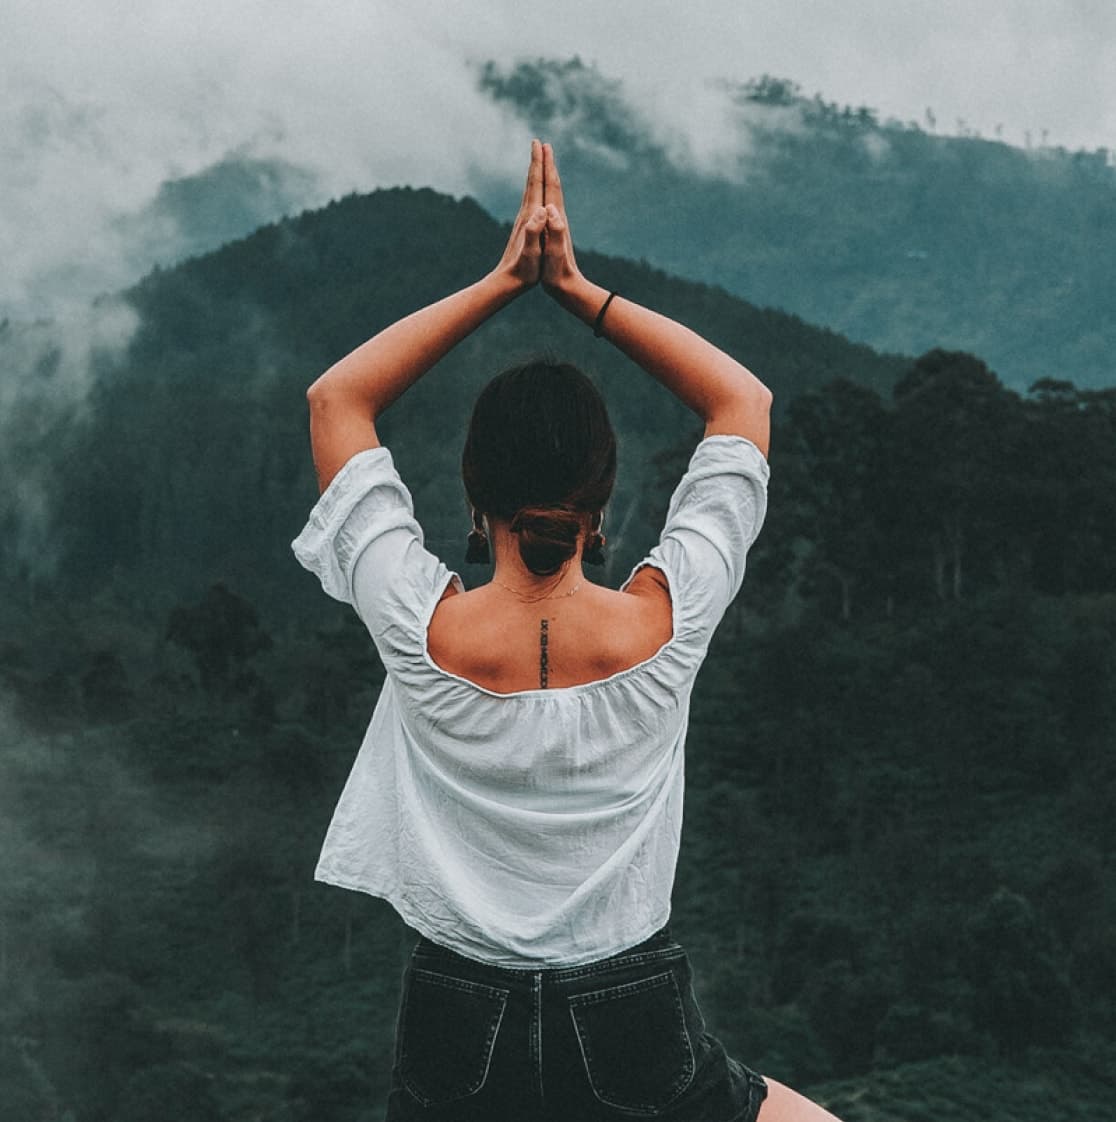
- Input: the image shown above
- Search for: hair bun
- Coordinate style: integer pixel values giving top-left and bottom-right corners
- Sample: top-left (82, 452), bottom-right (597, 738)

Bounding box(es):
top-left (510, 506), bottom-right (582, 576)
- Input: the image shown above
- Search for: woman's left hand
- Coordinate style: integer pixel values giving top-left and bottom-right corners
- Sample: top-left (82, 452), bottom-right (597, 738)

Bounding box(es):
top-left (490, 139), bottom-right (548, 292)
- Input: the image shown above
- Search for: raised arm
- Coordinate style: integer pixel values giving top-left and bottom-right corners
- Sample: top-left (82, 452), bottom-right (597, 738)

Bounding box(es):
top-left (305, 141), bottom-right (548, 491)
top-left (540, 144), bottom-right (772, 455)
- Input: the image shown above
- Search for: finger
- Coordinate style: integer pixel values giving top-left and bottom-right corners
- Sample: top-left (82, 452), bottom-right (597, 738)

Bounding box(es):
top-left (518, 142), bottom-right (532, 209)
top-left (522, 206), bottom-right (547, 252)
top-left (543, 143), bottom-right (565, 214)
top-left (543, 205), bottom-right (569, 266)
top-left (528, 139), bottom-right (543, 208)
top-left (525, 206), bottom-right (547, 235)
top-left (544, 203), bottom-right (567, 236)
top-left (521, 138), bottom-right (542, 211)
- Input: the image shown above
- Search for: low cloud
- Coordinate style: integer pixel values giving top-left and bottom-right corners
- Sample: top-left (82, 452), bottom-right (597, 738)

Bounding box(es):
top-left (0, 691), bottom-right (218, 993)
top-left (0, 299), bottom-right (139, 575)
top-left (8, 0), bottom-right (1106, 323)
top-left (1, 6), bottom-right (533, 322)
top-left (0, 299), bottom-right (139, 411)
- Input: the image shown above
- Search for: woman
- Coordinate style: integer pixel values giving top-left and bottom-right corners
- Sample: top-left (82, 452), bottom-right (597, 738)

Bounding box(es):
top-left (293, 142), bottom-right (840, 1121)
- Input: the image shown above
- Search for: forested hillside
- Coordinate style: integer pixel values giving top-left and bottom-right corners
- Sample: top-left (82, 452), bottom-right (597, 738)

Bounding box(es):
top-left (475, 60), bottom-right (1116, 391)
top-left (1, 186), bottom-right (1114, 1121)
top-left (0, 186), bottom-right (905, 605)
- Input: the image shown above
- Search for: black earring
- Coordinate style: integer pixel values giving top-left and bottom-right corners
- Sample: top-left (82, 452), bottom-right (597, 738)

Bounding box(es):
top-left (584, 514), bottom-right (606, 567)
top-left (465, 510), bottom-right (490, 564)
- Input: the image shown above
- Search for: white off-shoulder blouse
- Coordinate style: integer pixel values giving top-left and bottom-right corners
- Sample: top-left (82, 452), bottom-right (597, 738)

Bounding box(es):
top-left (291, 435), bottom-right (769, 967)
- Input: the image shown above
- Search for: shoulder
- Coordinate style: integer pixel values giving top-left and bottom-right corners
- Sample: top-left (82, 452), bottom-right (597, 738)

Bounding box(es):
top-left (579, 579), bottom-right (673, 671)
top-left (624, 564), bottom-right (671, 602)
top-left (621, 566), bottom-right (673, 640)
top-left (425, 586), bottom-right (504, 682)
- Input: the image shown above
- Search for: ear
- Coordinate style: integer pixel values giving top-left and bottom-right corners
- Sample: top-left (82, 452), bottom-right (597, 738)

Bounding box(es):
top-left (465, 509), bottom-right (491, 564)
top-left (584, 511), bottom-right (606, 567)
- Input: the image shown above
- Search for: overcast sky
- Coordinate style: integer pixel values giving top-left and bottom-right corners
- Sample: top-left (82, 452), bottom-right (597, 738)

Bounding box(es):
top-left (4, 0), bottom-right (1114, 319)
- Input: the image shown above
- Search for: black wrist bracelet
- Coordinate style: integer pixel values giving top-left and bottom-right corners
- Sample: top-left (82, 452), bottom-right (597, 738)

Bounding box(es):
top-left (593, 291), bottom-right (618, 338)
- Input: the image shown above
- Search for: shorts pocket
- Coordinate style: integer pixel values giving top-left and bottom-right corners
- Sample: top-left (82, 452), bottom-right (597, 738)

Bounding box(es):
top-left (397, 967), bottom-right (509, 1106)
top-left (569, 969), bottom-right (695, 1115)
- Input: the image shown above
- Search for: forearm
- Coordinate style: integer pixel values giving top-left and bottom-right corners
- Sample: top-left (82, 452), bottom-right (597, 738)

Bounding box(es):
top-left (555, 277), bottom-right (773, 451)
top-left (307, 270), bottom-right (520, 413)
top-left (305, 140), bottom-right (547, 492)
top-left (305, 271), bottom-right (522, 490)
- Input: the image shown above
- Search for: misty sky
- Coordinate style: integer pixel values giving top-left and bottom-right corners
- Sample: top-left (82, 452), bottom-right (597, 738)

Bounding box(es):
top-left (4, 0), bottom-right (1114, 319)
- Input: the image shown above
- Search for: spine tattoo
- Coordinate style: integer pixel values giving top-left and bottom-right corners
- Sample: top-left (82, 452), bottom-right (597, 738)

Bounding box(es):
top-left (539, 619), bottom-right (549, 689)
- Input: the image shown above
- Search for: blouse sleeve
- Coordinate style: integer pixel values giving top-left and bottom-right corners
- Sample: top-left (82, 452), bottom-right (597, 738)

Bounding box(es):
top-left (290, 447), bottom-right (461, 660)
top-left (627, 434), bottom-right (769, 659)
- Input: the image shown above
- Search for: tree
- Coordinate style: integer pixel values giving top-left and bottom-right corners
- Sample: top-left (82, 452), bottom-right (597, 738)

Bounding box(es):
top-left (166, 583), bottom-right (272, 694)
top-left (883, 351), bottom-right (1024, 604)
top-left (1023, 380), bottom-right (1116, 594)
top-left (780, 379), bottom-right (889, 620)
top-left (963, 888), bottom-right (1075, 1055)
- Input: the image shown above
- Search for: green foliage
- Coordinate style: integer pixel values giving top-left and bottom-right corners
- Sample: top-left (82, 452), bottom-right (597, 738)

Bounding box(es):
top-left (753, 356), bottom-right (1116, 618)
top-left (166, 582), bottom-right (273, 694)
top-left (962, 888), bottom-right (1076, 1054)
top-left (116, 1062), bottom-right (222, 1122)
top-left (810, 1047), bottom-right (1116, 1121)
top-left (3, 551), bottom-right (1115, 1120)
top-left (0, 184), bottom-right (1114, 1121)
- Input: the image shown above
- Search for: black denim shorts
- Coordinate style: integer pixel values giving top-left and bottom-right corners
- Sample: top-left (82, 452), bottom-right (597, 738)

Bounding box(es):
top-left (385, 925), bottom-right (768, 1122)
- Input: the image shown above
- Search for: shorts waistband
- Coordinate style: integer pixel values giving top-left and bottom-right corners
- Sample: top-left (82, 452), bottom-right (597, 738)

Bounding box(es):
top-left (411, 924), bottom-right (680, 978)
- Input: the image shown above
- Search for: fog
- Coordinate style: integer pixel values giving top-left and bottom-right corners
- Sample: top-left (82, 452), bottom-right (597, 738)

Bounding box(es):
top-left (4, 1), bottom-right (1113, 320)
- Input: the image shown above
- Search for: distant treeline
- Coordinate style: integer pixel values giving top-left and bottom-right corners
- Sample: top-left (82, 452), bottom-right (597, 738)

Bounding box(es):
top-left (749, 351), bottom-right (1116, 622)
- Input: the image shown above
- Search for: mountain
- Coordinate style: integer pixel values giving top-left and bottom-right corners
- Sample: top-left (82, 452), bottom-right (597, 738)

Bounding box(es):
top-left (0, 184), bottom-right (906, 604)
top-left (474, 60), bottom-right (1116, 391)
top-left (114, 155), bottom-right (320, 276)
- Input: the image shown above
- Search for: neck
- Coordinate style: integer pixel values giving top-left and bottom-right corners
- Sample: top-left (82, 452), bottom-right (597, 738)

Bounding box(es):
top-left (489, 521), bottom-right (584, 598)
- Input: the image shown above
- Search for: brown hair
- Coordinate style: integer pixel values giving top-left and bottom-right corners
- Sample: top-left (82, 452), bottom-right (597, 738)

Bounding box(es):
top-left (462, 360), bottom-right (617, 575)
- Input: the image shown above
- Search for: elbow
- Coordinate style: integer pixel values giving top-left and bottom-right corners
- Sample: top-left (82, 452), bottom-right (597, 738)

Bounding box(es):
top-left (305, 382), bottom-right (335, 433)
top-left (703, 374), bottom-right (773, 449)
top-left (306, 369), bottom-right (381, 417)
top-left (727, 377), bottom-right (772, 420)
top-left (729, 363), bottom-right (772, 416)
top-left (306, 372), bottom-right (332, 407)
top-left (744, 365), bottom-right (773, 412)
top-left (306, 374), bottom-right (357, 416)
top-left (305, 379), bottom-right (352, 438)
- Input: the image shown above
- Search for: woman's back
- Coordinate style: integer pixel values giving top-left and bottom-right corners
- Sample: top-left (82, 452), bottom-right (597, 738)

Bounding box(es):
top-left (426, 567), bottom-right (673, 694)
